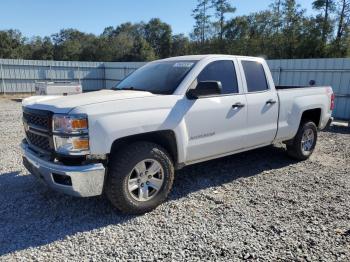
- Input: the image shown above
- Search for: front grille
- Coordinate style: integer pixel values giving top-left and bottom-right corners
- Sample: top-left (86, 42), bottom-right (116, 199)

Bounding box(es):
top-left (23, 109), bottom-right (51, 130)
top-left (26, 131), bottom-right (51, 152)
top-left (23, 107), bottom-right (53, 155)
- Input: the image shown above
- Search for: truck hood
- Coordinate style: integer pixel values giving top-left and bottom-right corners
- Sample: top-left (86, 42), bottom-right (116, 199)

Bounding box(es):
top-left (22, 90), bottom-right (155, 113)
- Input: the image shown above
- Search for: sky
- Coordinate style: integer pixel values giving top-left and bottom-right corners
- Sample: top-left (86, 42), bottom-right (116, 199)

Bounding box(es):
top-left (0, 0), bottom-right (316, 38)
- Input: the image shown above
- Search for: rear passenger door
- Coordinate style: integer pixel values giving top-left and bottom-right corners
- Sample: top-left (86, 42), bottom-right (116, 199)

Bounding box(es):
top-left (184, 59), bottom-right (248, 162)
top-left (238, 58), bottom-right (279, 148)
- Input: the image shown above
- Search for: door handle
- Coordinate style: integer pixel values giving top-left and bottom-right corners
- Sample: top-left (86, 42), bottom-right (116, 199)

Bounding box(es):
top-left (266, 99), bottom-right (277, 105)
top-left (232, 102), bottom-right (245, 109)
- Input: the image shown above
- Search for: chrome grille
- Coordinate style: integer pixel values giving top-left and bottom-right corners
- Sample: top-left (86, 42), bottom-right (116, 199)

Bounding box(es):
top-left (26, 131), bottom-right (51, 152)
top-left (23, 111), bottom-right (50, 130)
top-left (23, 107), bottom-right (53, 155)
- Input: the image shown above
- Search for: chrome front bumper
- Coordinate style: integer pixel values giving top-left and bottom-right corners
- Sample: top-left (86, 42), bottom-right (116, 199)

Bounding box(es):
top-left (21, 142), bottom-right (106, 197)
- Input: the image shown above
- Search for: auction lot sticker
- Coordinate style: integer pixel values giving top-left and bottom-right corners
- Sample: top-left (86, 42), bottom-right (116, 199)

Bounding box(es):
top-left (173, 62), bottom-right (194, 68)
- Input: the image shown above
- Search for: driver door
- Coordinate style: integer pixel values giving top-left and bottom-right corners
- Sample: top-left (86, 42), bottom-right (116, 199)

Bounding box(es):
top-left (184, 59), bottom-right (248, 163)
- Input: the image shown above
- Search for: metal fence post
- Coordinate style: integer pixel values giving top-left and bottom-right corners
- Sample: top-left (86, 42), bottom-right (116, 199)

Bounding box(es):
top-left (277, 67), bottom-right (282, 85)
top-left (78, 66), bottom-right (81, 84)
top-left (49, 65), bottom-right (52, 81)
top-left (0, 63), bottom-right (6, 95)
top-left (103, 64), bottom-right (106, 89)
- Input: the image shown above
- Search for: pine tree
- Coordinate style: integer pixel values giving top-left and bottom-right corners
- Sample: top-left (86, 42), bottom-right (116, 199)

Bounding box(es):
top-left (211, 0), bottom-right (236, 41)
top-left (335, 0), bottom-right (350, 41)
top-left (192, 0), bottom-right (212, 44)
top-left (312, 0), bottom-right (336, 44)
top-left (281, 0), bottom-right (306, 58)
top-left (332, 0), bottom-right (350, 56)
top-left (270, 0), bottom-right (284, 58)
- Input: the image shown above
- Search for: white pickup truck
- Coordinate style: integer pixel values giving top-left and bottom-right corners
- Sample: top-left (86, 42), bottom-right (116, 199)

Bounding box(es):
top-left (21, 55), bottom-right (334, 214)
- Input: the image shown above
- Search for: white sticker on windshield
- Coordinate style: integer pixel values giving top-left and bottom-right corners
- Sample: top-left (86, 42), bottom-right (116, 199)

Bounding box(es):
top-left (173, 62), bottom-right (194, 68)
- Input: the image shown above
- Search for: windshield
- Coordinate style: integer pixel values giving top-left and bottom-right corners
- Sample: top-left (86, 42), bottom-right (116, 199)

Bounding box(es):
top-left (114, 60), bottom-right (197, 95)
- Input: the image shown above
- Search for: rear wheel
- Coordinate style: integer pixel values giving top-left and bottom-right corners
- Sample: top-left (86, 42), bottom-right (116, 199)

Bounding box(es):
top-left (286, 121), bottom-right (318, 161)
top-left (106, 142), bottom-right (174, 214)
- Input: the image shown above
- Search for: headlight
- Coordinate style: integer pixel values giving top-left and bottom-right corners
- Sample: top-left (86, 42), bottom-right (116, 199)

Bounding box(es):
top-left (53, 136), bottom-right (90, 155)
top-left (53, 114), bottom-right (88, 134)
top-left (52, 114), bottom-right (89, 155)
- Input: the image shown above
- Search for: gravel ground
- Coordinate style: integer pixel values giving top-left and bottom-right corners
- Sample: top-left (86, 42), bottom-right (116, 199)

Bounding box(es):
top-left (0, 97), bottom-right (349, 261)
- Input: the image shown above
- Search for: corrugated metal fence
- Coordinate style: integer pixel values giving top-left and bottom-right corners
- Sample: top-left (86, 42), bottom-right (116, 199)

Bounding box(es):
top-left (104, 62), bottom-right (146, 89)
top-left (267, 58), bottom-right (350, 120)
top-left (0, 58), bottom-right (349, 120)
top-left (0, 59), bottom-right (145, 93)
top-left (0, 59), bottom-right (105, 93)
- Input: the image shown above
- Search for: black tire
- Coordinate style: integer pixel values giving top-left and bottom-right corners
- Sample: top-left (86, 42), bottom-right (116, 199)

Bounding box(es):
top-left (105, 142), bottom-right (174, 214)
top-left (286, 121), bottom-right (318, 161)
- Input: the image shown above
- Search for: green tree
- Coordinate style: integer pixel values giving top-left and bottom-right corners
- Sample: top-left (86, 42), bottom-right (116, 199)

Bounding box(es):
top-left (2, 2), bottom-right (350, 61)
top-left (98, 23), bottom-right (135, 61)
top-left (333, 0), bottom-right (350, 56)
top-left (101, 26), bottom-right (115, 38)
top-left (171, 34), bottom-right (191, 56)
top-left (99, 22), bottom-right (155, 62)
top-left (130, 36), bottom-right (156, 61)
top-left (52, 29), bottom-right (96, 61)
top-left (297, 17), bottom-right (324, 58)
top-left (335, 0), bottom-right (350, 40)
top-left (192, 0), bottom-right (212, 44)
top-left (211, 0), bottom-right (236, 41)
top-left (28, 36), bottom-right (54, 60)
top-left (144, 18), bottom-right (172, 58)
top-left (0, 30), bottom-right (27, 59)
top-left (280, 0), bottom-right (306, 58)
top-left (225, 11), bottom-right (275, 57)
top-left (312, 0), bottom-right (336, 45)
top-left (269, 0), bottom-right (284, 58)
top-left (224, 16), bottom-right (250, 55)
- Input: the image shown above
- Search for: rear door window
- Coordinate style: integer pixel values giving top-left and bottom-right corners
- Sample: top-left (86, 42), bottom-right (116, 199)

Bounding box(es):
top-left (242, 61), bottom-right (269, 92)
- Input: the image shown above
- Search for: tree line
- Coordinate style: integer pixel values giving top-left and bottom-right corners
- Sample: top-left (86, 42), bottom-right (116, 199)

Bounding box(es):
top-left (1, 0), bottom-right (350, 61)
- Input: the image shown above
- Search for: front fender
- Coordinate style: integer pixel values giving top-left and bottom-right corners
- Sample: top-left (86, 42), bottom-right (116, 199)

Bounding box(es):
top-left (70, 95), bottom-right (189, 163)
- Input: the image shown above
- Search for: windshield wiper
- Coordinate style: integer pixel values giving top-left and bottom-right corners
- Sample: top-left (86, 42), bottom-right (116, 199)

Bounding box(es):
top-left (117, 86), bottom-right (135, 90)
top-left (117, 87), bottom-right (142, 91)
top-left (116, 87), bottom-right (154, 93)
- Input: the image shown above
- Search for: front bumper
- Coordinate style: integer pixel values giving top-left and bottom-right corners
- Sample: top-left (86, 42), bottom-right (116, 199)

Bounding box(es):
top-left (21, 141), bottom-right (106, 197)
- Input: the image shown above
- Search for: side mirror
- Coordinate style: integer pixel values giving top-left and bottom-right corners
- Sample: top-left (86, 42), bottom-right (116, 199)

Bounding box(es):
top-left (187, 81), bottom-right (222, 99)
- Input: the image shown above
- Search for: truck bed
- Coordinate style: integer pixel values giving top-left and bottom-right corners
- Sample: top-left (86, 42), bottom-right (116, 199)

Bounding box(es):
top-left (275, 85), bottom-right (332, 143)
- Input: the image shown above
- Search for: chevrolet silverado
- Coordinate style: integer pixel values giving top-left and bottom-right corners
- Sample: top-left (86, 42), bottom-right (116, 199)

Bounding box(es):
top-left (21, 55), bottom-right (334, 214)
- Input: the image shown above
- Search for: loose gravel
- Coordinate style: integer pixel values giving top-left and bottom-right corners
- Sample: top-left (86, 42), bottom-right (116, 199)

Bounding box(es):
top-left (0, 97), bottom-right (349, 261)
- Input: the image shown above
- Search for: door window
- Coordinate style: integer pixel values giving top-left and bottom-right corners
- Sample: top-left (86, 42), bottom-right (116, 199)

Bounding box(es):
top-left (242, 61), bottom-right (269, 92)
top-left (197, 60), bottom-right (239, 94)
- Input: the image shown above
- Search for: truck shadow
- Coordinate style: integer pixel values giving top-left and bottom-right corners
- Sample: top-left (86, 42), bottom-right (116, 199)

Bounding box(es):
top-left (171, 145), bottom-right (296, 201)
top-left (0, 145), bottom-right (296, 256)
top-left (324, 125), bottom-right (350, 135)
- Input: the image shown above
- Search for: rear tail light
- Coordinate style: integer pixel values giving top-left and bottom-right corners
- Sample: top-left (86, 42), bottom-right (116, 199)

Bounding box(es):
top-left (330, 93), bottom-right (335, 111)
top-left (327, 87), bottom-right (335, 111)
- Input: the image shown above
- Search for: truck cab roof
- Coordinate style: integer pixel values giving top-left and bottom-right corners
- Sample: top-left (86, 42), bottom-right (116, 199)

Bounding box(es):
top-left (160, 54), bottom-right (265, 62)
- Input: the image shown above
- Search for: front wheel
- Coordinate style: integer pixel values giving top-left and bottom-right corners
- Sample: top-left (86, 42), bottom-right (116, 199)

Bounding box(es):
top-left (106, 142), bottom-right (174, 214)
top-left (286, 121), bottom-right (318, 161)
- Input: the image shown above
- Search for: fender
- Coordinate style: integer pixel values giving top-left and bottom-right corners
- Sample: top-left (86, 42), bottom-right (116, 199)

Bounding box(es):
top-left (70, 95), bottom-right (191, 164)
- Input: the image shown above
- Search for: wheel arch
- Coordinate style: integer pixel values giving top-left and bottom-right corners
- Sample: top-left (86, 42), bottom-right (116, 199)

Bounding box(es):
top-left (300, 108), bottom-right (322, 128)
top-left (110, 130), bottom-right (179, 167)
